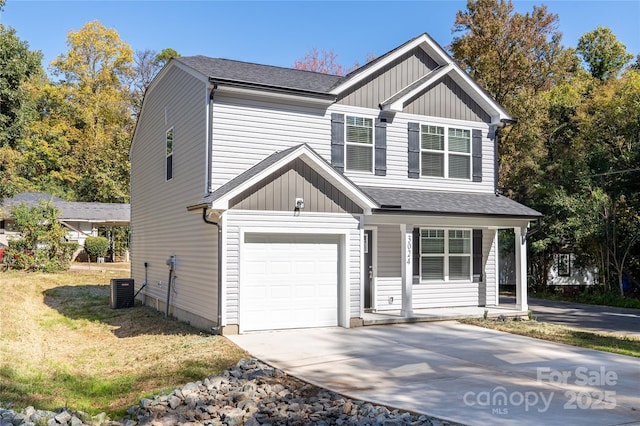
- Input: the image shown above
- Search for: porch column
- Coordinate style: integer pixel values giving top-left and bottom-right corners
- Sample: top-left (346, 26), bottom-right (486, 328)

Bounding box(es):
top-left (400, 224), bottom-right (413, 317)
top-left (514, 226), bottom-right (528, 311)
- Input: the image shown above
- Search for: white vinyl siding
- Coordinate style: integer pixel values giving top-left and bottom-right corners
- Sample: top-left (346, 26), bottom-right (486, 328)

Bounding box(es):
top-left (372, 224), bottom-right (499, 311)
top-left (210, 99), bottom-right (494, 194)
top-left (345, 116), bottom-right (373, 173)
top-left (130, 65), bottom-right (218, 330)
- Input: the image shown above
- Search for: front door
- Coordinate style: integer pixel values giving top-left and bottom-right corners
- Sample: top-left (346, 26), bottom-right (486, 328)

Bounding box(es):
top-left (364, 230), bottom-right (373, 310)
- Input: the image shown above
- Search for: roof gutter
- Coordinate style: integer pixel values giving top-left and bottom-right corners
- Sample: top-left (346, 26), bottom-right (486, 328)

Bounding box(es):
top-left (209, 78), bottom-right (337, 104)
top-left (371, 207), bottom-right (541, 220)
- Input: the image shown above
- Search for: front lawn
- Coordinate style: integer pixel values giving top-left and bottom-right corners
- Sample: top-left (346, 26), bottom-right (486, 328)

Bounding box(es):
top-left (0, 268), bottom-right (246, 418)
top-left (461, 317), bottom-right (640, 358)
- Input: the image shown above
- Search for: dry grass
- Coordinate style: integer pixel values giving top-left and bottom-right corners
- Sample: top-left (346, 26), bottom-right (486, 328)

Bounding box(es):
top-left (0, 266), bottom-right (246, 417)
top-left (461, 318), bottom-right (640, 358)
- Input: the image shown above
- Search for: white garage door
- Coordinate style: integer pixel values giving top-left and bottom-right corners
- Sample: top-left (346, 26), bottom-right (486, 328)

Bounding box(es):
top-left (241, 233), bottom-right (339, 332)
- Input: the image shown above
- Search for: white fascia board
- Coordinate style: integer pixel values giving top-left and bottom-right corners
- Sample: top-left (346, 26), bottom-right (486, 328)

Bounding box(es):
top-left (210, 145), bottom-right (378, 212)
top-left (364, 214), bottom-right (532, 229)
top-left (382, 64), bottom-right (454, 112)
top-left (144, 60), bottom-right (209, 100)
top-left (214, 85), bottom-right (335, 107)
top-left (330, 34), bottom-right (449, 96)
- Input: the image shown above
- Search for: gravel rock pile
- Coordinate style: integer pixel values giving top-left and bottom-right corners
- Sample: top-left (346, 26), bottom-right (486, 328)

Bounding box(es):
top-left (1, 358), bottom-right (459, 426)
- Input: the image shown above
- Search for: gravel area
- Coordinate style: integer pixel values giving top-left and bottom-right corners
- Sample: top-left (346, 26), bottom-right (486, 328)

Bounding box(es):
top-left (1, 358), bottom-right (461, 426)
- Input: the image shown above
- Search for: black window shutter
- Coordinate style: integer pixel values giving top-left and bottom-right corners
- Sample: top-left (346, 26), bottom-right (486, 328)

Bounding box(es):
top-left (331, 113), bottom-right (345, 173)
top-left (408, 122), bottom-right (420, 179)
top-left (412, 227), bottom-right (420, 280)
top-left (473, 229), bottom-right (483, 282)
top-left (472, 129), bottom-right (482, 182)
top-left (374, 118), bottom-right (387, 176)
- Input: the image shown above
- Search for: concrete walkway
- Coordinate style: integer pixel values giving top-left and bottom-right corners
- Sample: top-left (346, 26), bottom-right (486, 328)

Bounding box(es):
top-left (229, 322), bottom-right (640, 426)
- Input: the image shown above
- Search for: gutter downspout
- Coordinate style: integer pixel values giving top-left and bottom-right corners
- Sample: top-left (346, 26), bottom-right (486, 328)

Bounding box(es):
top-left (206, 84), bottom-right (216, 195)
top-left (493, 118), bottom-right (518, 196)
top-left (202, 208), bottom-right (223, 335)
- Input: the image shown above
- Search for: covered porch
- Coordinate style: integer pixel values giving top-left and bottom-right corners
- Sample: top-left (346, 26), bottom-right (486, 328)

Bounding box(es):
top-left (360, 187), bottom-right (542, 321)
top-left (361, 303), bottom-right (528, 326)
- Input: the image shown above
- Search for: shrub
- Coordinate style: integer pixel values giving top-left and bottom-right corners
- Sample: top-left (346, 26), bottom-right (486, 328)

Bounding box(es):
top-left (84, 236), bottom-right (109, 259)
top-left (2, 201), bottom-right (71, 272)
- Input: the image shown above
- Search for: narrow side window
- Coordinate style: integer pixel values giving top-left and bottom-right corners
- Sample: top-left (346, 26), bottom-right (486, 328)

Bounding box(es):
top-left (166, 127), bottom-right (174, 181)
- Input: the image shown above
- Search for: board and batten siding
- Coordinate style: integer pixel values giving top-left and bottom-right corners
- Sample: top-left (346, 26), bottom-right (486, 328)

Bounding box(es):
top-left (337, 48), bottom-right (439, 109)
top-left (484, 228), bottom-right (499, 306)
top-left (229, 158), bottom-right (363, 214)
top-left (223, 210), bottom-right (362, 326)
top-left (210, 96), bottom-right (495, 195)
top-left (402, 75), bottom-right (491, 123)
top-left (374, 225), bottom-right (404, 311)
top-left (131, 65), bottom-right (220, 329)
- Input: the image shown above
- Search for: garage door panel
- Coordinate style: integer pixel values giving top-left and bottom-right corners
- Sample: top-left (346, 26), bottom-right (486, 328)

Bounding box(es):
top-left (241, 233), bottom-right (339, 332)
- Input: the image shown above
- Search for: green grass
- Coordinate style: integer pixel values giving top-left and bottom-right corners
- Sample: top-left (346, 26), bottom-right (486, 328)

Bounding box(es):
top-left (0, 269), bottom-right (246, 418)
top-left (462, 317), bottom-right (640, 358)
top-left (532, 288), bottom-right (640, 309)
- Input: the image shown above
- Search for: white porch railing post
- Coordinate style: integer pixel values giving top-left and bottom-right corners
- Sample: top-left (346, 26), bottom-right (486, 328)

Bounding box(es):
top-left (401, 224), bottom-right (413, 317)
top-left (514, 226), bottom-right (528, 311)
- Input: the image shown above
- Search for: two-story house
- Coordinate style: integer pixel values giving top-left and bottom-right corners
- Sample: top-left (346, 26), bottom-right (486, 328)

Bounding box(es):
top-left (130, 33), bottom-right (541, 334)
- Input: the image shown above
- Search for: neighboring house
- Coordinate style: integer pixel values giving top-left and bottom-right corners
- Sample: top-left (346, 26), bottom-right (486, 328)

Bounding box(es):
top-left (548, 253), bottom-right (598, 286)
top-left (130, 33), bottom-right (541, 334)
top-left (0, 192), bottom-right (130, 252)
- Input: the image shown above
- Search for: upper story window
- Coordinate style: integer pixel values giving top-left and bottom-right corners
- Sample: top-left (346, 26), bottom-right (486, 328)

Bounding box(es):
top-left (345, 116), bottom-right (373, 173)
top-left (420, 125), bottom-right (471, 179)
top-left (420, 228), bottom-right (472, 282)
top-left (166, 127), bottom-right (174, 181)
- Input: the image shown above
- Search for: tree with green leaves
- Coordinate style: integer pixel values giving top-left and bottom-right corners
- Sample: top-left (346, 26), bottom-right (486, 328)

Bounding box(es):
top-left (450, 0), bottom-right (577, 107)
top-left (577, 26), bottom-right (633, 81)
top-left (50, 20), bottom-right (135, 202)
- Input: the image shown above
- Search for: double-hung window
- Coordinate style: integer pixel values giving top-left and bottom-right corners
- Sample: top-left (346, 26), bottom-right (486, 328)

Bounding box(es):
top-left (420, 125), bottom-right (471, 179)
top-left (166, 127), bottom-right (174, 181)
top-left (345, 116), bottom-right (373, 173)
top-left (420, 228), bottom-right (472, 282)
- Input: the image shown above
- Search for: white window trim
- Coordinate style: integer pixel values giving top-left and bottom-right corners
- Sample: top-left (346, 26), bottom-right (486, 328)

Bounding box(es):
top-left (166, 127), bottom-right (174, 181)
top-left (419, 227), bottom-right (473, 283)
top-left (345, 115), bottom-right (375, 174)
top-left (419, 124), bottom-right (472, 181)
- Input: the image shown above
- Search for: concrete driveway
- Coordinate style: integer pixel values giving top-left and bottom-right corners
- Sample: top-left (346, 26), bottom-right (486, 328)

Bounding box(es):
top-left (228, 322), bottom-right (640, 426)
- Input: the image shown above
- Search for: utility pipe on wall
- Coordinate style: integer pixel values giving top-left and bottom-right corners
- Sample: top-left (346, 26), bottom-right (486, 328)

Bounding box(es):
top-left (202, 208), bottom-right (223, 334)
top-left (165, 255), bottom-right (176, 318)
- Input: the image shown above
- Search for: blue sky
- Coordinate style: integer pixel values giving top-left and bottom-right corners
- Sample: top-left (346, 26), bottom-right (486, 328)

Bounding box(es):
top-left (1, 0), bottom-right (639, 73)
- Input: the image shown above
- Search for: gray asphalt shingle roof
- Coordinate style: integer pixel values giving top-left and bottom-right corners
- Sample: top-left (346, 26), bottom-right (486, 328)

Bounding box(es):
top-left (363, 187), bottom-right (542, 218)
top-left (175, 56), bottom-right (344, 94)
top-left (191, 145), bottom-right (304, 209)
top-left (1, 193), bottom-right (130, 223)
